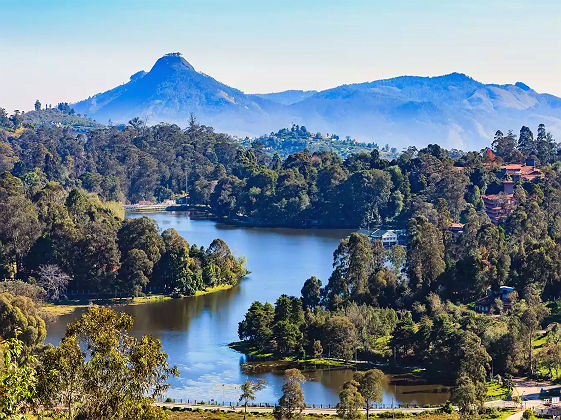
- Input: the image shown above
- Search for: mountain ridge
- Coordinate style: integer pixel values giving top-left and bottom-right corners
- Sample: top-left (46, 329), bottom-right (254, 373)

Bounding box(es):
top-left (73, 53), bottom-right (561, 149)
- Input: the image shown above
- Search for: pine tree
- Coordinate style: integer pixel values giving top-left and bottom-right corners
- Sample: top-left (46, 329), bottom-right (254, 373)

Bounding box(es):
top-left (518, 126), bottom-right (535, 157)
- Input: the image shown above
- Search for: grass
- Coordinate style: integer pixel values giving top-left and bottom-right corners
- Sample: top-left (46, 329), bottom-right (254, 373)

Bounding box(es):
top-left (533, 333), bottom-right (547, 349)
top-left (193, 284), bottom-right (234, 296)
top-left (229, 341), bottom-right (274, 359)
top-left (479, 409), bottom-right (517, 420)
top-left (229, 341), bottom-right (357, 368)
top-left (131, 295), bottom-right (173, 305)
top-left (487, 382), bottom-right (509, 400)
top-left (41, 303), bottom-right (89, 316)
top-left (289, 357), bottom-right (356, 368)
top-left (41, 285), bottom-right (233, 317)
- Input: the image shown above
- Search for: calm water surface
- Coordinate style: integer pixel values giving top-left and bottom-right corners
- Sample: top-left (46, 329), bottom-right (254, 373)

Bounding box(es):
top-left (46, 212), bottom-right (449, 406)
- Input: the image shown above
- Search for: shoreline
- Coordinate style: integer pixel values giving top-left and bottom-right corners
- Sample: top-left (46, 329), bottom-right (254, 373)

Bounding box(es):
top-left (42, 284), bottom-right (237, 318)
top-left (125, 208), bottom-right (363, 230)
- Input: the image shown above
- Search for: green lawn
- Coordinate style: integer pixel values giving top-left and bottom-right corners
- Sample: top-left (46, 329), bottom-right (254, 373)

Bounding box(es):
top-left (487, 382), bottom-right (509, 400)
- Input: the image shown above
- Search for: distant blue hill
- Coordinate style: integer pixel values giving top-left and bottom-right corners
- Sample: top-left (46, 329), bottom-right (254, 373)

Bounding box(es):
top-left (74, 53), bottom-right (561, 149)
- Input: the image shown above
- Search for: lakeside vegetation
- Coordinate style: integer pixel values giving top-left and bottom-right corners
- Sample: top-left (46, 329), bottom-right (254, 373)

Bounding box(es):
top-left (0, 172), bottom-right (247, 300)
top-left (2, 109), bottom-right (561, 417)
top-left (2, 105), bottom-right (559, 229)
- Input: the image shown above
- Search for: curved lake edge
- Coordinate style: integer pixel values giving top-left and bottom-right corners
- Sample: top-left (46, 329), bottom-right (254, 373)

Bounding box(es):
top-left (46, 213), bottom-right (450, 406)
top-left (42, 283), bottom-right (238, 318)
top-left (126, 208), bottom-right (368, 230)
top-left (229, 340), bottom-right (454, 388)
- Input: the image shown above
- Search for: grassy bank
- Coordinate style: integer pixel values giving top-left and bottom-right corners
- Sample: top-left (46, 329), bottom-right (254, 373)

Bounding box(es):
top-left (228, 341), bottom-right (356, 368)
top-left (42, 285), bottom-right (234, 317)
top-left (194, 284), bottom-right (234, 296)
top-left (42, 303), bottom-right (89, 316)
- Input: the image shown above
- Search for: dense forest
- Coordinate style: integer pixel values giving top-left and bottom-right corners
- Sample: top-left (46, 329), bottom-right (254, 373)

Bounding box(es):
top-left (235, 123), bottom-right (561, 414)
top-left (0, 171), bottom-right (246, 298)
top-left (3, 106), bottom-right (561, 417)
top-left (2, 105), bottom-right (559, 229)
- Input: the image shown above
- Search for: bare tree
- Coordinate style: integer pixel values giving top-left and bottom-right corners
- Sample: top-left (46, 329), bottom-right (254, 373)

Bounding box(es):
top-left (37, 264), bottom-right (70, 301)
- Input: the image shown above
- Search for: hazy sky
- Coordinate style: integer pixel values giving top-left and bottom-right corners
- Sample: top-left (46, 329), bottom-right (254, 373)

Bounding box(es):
top-left (2, 0), bottom-right (560, 112)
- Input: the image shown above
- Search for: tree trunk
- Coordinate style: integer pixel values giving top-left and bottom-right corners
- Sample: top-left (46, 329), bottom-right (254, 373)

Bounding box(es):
top-left (366, 400), bottom-right (369, 420)
top-left (244, 402), bottom-right (247, 420)
top-left (529, 331), bottom-right (533, 376)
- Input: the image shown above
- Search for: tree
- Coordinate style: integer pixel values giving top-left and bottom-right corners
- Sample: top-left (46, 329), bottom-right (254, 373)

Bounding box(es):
top-left (313, 340), bottom-right (323, 358)
top-left (154, 186), bottom-right (174, 203)
top-left (238, 301), bottom-right (274, 349)
top-left (492, 130), bottom-right (516, 159)
top-left (406, 216), bottom-right (445, 293)
top-left (273, 368), bottom-right (306, 420)
top-left (353, 369), bottom-right (383, 420)
top-left (49, 306), bottom-right (179, 419)
top-left (273, 320), bottom-right (303, 356)
top-left (239, 379), bottom-right (266, 420)
top-left (336, 380), bottom-right (365, 420)
top-left (387, 244), bottom-right (406, 275)
top-left (0, 293), bottom-right (46, 348)
top-left (452, 331), bottom-right (491, 418)
top-left (0, 334), bottom-right (37, 417)
top-left (152, 228), bottom-right (197, 295)
top-left (301, 276), bottom-right (322, 311)
top-left (34, 100), bottom-right (41, 111)
top-left (518, 126), bottom-right (535, 157)
top-left (37, 264), bottom-right (70, 301)
top-left (35, 335), bottom-right (83, 419)
top-left (324, 316), bottom-right (358, 360)
top-left (0, 173), bottom-right (41, 276)
top-left (520, 287), bottom-right (548, 376)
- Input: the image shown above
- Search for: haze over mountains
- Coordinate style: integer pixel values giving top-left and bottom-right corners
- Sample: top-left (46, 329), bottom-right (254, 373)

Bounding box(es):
top-left (74, 53), bottom-right (561, 150)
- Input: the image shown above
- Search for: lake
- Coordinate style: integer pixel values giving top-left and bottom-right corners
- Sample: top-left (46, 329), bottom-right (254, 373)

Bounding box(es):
top-left (46, 212), bottom-right (450, 406)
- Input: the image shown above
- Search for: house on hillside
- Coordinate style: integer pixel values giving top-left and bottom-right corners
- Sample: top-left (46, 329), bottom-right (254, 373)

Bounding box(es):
top-left (482, 181), bottom-right (516, 224)
top-left (474, 286), bottom-right (516, 313)
top-left (448, 222), bottom-right (465, 235)
top-left (499, 158), bottom-right (544, 182)
top-left (371, 229), bottom-right (406, 247)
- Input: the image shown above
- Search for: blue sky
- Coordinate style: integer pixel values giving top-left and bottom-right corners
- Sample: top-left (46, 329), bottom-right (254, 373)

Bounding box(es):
top-left (1, 0), bottom-right (560, 111)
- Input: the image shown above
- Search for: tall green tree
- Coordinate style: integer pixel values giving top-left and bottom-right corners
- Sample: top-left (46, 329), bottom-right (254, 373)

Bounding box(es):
top-left (336, 380), bottom-right (365, 420)
top-left (46, 306), bottom-right (179, 419)
top-left (239, 379), bottom-right (266, 420)
top-left (353, 369), bottom-right (383, 420)
top-left (406, 216), bottom-right (445, 293)
top-left (273, 368), bottom-right (306, 420)
top-left (452, 331), bottom-right (491, 419)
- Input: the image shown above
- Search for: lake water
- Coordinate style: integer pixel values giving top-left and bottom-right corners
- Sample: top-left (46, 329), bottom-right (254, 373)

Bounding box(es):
top-left (46, 212), bottom-right (450, 406)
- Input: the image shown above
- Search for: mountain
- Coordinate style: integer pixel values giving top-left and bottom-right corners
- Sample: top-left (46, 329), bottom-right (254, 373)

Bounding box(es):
top-left (74, 53), bottom-right (288, 137)
top-left (74, 53), bottom-right (561, 149)
top-left (250, 90), bottom-right (317, 105)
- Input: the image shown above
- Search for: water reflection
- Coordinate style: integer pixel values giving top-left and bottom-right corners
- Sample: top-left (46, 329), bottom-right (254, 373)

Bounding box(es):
top-left (46, 213), bottom-right (449, 406)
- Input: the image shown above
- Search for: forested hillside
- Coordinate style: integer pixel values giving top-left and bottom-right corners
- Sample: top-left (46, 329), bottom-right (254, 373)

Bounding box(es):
top-left (0, 172), bottom-right (246, 297)
top-left (1, 111), bottom-right (559, 228)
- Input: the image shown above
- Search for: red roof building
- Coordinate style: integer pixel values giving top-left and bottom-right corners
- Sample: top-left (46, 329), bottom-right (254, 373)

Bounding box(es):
top-left (481, 181), bottom-right (516, 224)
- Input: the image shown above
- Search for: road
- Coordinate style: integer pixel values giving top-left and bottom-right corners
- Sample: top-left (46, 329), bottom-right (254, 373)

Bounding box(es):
top-left (158, 402), bottom-right (436, 415)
